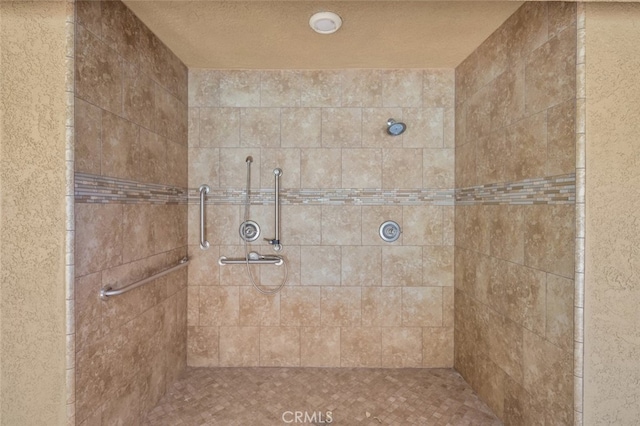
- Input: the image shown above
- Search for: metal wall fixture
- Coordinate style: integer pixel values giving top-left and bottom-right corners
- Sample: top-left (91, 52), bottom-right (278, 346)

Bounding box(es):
top-left (100, 257), bottom-right (189, 299)
top-left (386, 118), bottom-right (407, 136)
top-left (199, 184), bottom-right (210, 249)
top-left (265, 168), bottom-right (283, 252)
top-left (379, 220), bottom-right (401, 242)
top-left (239, 220), bottom-right (260, 242)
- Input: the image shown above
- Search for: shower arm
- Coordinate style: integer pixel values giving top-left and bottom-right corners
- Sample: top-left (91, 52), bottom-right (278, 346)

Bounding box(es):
top-left (265, 168), bottom-right (282, 252)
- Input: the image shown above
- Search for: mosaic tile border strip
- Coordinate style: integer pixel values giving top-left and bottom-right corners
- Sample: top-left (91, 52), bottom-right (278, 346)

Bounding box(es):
top-left (455, 173), bottom-right (576, 205)
top-left (189, 188), bottom-right (456, 206)
top-left (74, 173), bottom-right (187, 204)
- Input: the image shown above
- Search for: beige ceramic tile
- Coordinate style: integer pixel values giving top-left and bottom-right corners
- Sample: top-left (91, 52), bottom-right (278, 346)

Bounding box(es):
top-left (238, 286), bottom-right (280, 326)
top-left (382, 148), bottom-right (423, 188)
top-left (189, 69), bottom-right (220, 107)
top-left (321, 108), bottom-right (362, 148)
top-left (546, 273), bottom-right (574, 352)
top-left (300, 327), bottom-right (341, 367)
top-left (340, 327), bottom-right (381, 367)
top-left (423, 69), bottom-right (455, 108)
top-left (403, 205), bottom-right (444, 246)
top-left (136, 129), bottom-right (166, 184)
top-left (382, 70), bottom-right (422, 107)
top-left (188, 147), bottom-right (219, 189)
top-left (548, 2), bottom-right (577, 38)
top-left (341, 69), bottom-right (383, 107)
top-left (75, 272), bottom-right (102, 353)
top-left (101, 110), bottom-right (138, 181)
top-left (281, 108), bottom-right (322, 148)
top-left (165, 141), bottom-right (188, 187)
top-left (260, 70), bottom-right (301, 107)
top-left (219, 326), bottom-right (260, 366)
top-left (402, 287), bottom-right (443, 326)
top-left (443, 107), bottom-right (455, 148)
top-left (504, 112), bottom-right (547, 182)
top-left (260, 327), bottom-right (301, 367)
top-left (199, 286), bottom-right (239, 326)
top-left (187, 285), bottom-right (199, 326)
top-left (382, 246), bottom-right (423, 287)
top-left (487, 312), bottom-right (524, 384)
top-left (300, 246), bottom-right (341, 286)
top-left (341, 149), bottom-right (382, 188)
top-left (300, 71), bottom-right (343, 107)
top-left (381, 327), bottom-right (422, 368)
top-left (442, 287), bottom-right (454, 328)
top-left (154, 85), bottom-right (187, 145)
top-left (280, 286), bottom-right (321, 326)
top-left (75, 203), bottom-right (123, 277)
top-left (361, 287), bottom-right (401, 326)
top-left (300, 149), bottom-right (341, 188)
top-left (74, 97), bottom-right (101, 174)
top-left (321, 206), bottom-right (361, 245)
top-left (198, 107), bottom-right (240, 147)
top-left (547, 98), bottom-right (576, 176)
top-left (524, 204), bottom-right (575, 278)
top-left (187, 326), bottom-right (219, 367)
top-left (320, 287), bottom-right (361, 326)
top-left (123, 62), bottom-right (155, 131)
top-left (219, 148), bottom-right (261, 189)
top-left (260, 245), bottom-right (301, 288)
top-left (423, 149), bottom-right (454, 188)
top-left (490, 205), bottom-right (525, 264)
top-left (423, 246), bottom-right (454, 287)
top-left (218, 70), bottom-right (261, 107)
top-left (240, 108), bottom-right (281, 148)
top-left (280, 206), bottom-right (321, 246)
top-left (403, 108), bottom-right (444, 148)
top-left (423, 327), bottom-right (453, 367)
top-left (341, 246), bottom-right (382, 287)
top-left (443, 206), bottom-right (455, 246)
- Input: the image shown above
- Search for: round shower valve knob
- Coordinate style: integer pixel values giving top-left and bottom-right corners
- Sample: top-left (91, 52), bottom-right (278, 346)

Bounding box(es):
top-left (379, 221), bottom-right (401, 242)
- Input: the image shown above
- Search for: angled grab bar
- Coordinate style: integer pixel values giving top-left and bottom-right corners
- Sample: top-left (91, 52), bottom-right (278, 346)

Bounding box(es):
top-left (100, 257), bottom-right (189, 300)
top-left (265, 168), bottom-right (282, 251)
top-left (199, 184), bottom-right (210, 250)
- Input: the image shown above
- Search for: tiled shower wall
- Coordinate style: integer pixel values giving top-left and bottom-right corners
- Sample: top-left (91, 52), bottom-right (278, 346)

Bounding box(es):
top-left (187, 69), bottom-right (456, 368)
top-left (454, 2), bottom-right (576, 424)
top-left (73, 1), bottom-right (188, 424)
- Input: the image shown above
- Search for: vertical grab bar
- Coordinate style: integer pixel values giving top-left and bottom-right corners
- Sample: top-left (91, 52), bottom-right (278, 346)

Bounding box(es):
top-left (265, 168), bottom-right (282, 251)
top-left (199, 184), bottom-right (210, 250)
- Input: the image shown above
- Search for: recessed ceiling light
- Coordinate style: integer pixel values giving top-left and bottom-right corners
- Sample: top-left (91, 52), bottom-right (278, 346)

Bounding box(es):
top-left (309, 12), bottom-right (342, 35)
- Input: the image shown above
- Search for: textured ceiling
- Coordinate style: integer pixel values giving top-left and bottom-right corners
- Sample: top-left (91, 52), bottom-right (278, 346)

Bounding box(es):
top-left (123, 1), bottom-right (523, 69)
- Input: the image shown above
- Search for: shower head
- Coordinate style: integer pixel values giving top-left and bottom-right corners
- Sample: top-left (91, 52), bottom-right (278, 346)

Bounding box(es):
top-left (387, 119), bottom-right (406, 136)
top-left (246, 156), bottom-right (253, 163)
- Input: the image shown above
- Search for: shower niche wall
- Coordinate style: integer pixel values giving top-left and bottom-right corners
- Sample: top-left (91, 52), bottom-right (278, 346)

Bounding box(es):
top-left (187, 68), bottom-right (456, 368)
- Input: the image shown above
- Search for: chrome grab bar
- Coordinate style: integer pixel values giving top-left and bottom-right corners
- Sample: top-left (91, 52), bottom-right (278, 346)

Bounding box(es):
top-left (199, 184), bottom-right (210, 250)
top-left (265, 168), bottom-right (282, 251)
top-left (100, 257), bottom-right (189, 300)
top-left (218, 255), bottom-right (283, 266)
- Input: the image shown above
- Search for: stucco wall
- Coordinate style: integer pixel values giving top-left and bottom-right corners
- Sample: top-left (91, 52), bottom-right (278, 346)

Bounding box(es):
top-left (584, 3), bottom-right (640, 425)
top-left (0, 2), bottom-right (69, 424)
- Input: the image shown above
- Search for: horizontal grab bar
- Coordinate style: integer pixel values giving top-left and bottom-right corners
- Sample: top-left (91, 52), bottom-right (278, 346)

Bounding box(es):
top-left (218, 256), bottom-right (283, 266)
top-left (100, 257), bottom-right (189, 300)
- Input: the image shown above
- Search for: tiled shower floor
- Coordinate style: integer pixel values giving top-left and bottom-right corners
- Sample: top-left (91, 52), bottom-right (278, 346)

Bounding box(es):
top-left (143, 367), bottom-right (501, 425)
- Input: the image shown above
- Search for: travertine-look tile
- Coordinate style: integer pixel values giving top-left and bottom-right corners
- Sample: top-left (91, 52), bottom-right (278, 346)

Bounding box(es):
top-left (219, 148), bottom-right (261, 189)
top-left (300, 327), bottom-right (341, 367)
top-left (403, 107), bottom-right (444, 148)
top-left (260, 70), bottom-right (301, 107)
top-left (423, 327), bottom-right (454, 367)
top-left (77, 1), bottom-right (101, 37)
top-left (423, 69), bottom-right (455, 108)
top-left (136, 128), bottom-right (165, 184)
top-left (198, 107), bottom-right (240, 147)
top-left (381, 327), bottom-right (422, 368)
top-left (321, 206), bottom-right (361, 245)
top-left (187, 326), bottom-right (219, 367)
top-left (341, 69), bottom-right (383, 107)
top-left (260, 327), bottom-right (301, 367)
top-left (280, 286), bottom-right (321, 326)
top-left (362, 108), bottom-right (402, 148)
top-left (281, 108), bottom-right (321, 148)
top-left (281, 206), bottom-right (321, 246)
top-left (75, 203), bottom-right (123, 277)
top-left (547, 98), bottom-right (576, 176)
top-left (382, 148), bottom-right (423, 188)
top-left (341, 246), bottom-right (382, 287)
top-left (340, 327), bottom-right (381, 367)
top-left (219, 327), bottom-right (260, 366)
top-left (74, 97), bottom-right (102, 174)
top-left (361, 287), bottom-right (401, 326)
top-left (423, 148), bottom-right (454, 188)
top-left (189, 69), bottom-right (220, 107)
top-left (240, 108), bottom-right (280, 148)
top-left (260, 148), bottom-right (300, 189)
top-left (101, 110), bottom-right (138, 181)
top-left (423, 246), bottom-right (454, 287)
top-left (75, 272), bottom-right (102, 353)
top-left (188, 147), bottom-right (219, 189)
top-left (154, 85), bottom-right (187, 145)
top-left (403, 205), bottom-right (443, 246)
top-left (487, 312), bottom-right (524, 384)
top-left (382, 69), bottom-right (423, 107)
top-left (504, 112), bottom-right (547, 181)
top-left (490, 204), bottom-right (525, 264)
top-left (341, 149), bottom-right (382, 188)
top-left (382, 246), bottom-right (423, 287)
top-left (321, 108), bottom-right (362, 148)
top-left (123, 62), bottom-right (155, 131)
top-left (320, 287), bottom-right (361, 326)
top-left (402, 287), bottom-right (443, 326)
top-left (545, 273), bottom-right (574, 352)
top-left (476, 132), bottom-right (507, 184)
top-left (361, 206), bottom-right (403, 246)
top-left (187, 285), bottom-right (199, 326)
top-left (524, 204), bottom-right (575, 278)
top-left (300, 246), bottom-right (340, 286)
top-left (238, 287), bottom-right (280, 326)
top-left (218, 70), bottom-right (260, 107)
top-left (300, 70), bottom-right (342, 107)
top-left (199, 286), bottom-right (239, 326)
top-left (300, 149), bottom-right (341, 188)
